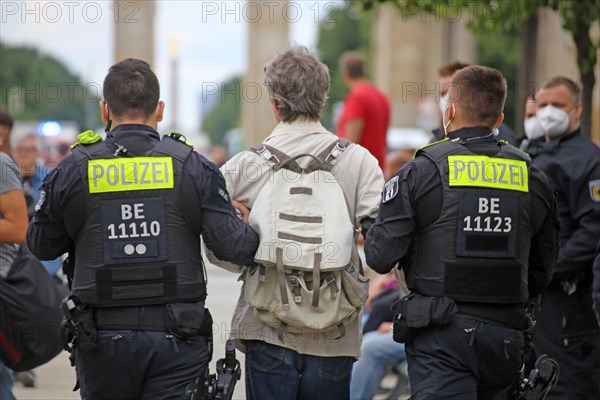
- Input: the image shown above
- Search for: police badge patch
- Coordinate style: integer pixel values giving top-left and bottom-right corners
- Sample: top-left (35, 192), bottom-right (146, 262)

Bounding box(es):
top-left (589, 179), bottom-right (600, 203)
top-left (382, 176), bottom-right (399, 203)
top-left (34, 190), bottom-right (46, 212)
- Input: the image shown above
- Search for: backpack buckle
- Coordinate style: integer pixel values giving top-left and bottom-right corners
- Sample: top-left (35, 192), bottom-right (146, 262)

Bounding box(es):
top-left (256, 146), bottom-right (279, 163)
top-left (326, 142), bottom-right (346, 163)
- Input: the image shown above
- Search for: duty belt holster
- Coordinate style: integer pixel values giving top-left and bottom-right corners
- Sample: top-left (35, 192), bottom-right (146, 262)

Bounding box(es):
top-left (61, 296), bottom-right (98, 354)
top-left (391, 293), bottom-right (457, 343)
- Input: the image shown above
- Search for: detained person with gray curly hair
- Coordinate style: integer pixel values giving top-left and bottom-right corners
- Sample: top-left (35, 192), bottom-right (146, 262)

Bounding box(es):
top-left (263, 46), bottom-right (330, 123)
top-left (208, 46), bottom-right (384, 399)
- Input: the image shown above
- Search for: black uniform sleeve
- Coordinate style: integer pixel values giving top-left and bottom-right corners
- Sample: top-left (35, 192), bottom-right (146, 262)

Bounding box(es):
top-left (527, 164), bottom-right (560, 298)
top-left (555, 157), bottom-right (600, 278)
top-left (27, 159), bottom-right (79, 260)
top-left (181, 155), bottom-right (259, 266)
top-left (365, 160), bottom-right (421, 274)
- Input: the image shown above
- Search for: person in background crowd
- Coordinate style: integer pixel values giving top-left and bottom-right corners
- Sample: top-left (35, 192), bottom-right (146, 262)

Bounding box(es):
top-left (350, 271), bottom-right (408, 400)
top-left (0, 109), bottom-right (14, 156)
top-left (432, 61), bottom-right (518, 145)
top-left (531, 76), bottom-right (600, 400)
top-left (337, 51), bottom-right (391, 170)
top-left (520, 94), bottom-right (546, 156)
top-left (12, 133), bottom-right (63, 281)
top-left (0, 150), bottom-right (28, 400)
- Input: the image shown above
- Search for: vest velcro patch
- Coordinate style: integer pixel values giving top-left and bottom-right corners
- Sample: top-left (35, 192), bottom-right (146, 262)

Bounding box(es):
top-left (382, 176), bottom-right (399, 203)
top-left (448, 155), bottom-right (528, 192)
top-left (87, 157), bottom-right (174, 193)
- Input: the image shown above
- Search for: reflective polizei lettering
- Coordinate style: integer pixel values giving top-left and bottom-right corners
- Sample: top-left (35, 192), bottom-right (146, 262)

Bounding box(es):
top-left (88, 157), bottom-right (174, 193)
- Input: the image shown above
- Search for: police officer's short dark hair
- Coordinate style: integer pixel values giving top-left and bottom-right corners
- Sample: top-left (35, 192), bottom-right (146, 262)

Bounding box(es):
top-left (339, 51), bottom-right (366, 79)
top-left (540, 76), bottom-right (581, 105)
top-left (0, 108), bottom-right (14, 129)
top-left (451, 65), bottom-right (507, 128)
top-left (103, 58), bottom-right (160, 119)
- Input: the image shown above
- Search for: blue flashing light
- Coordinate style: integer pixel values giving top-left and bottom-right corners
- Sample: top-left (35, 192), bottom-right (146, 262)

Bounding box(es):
top-left (39, 121), bottom-right (61, 137)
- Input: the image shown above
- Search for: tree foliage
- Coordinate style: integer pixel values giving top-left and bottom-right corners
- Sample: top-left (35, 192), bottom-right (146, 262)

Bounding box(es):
top-left (0, 43), bottom-right (96, 128)
top-left (201, 76), bottom-right (242, 145)
top-left (357, 0), bottom-right (600, 135)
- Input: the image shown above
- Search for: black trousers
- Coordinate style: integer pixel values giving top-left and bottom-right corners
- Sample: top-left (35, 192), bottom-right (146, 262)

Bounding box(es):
top-left (533, 284), bottom-right (600, 400)
top-left (74, 330), bottom-right (209, 400)
top-left (406, 315), bottom-right (524, 400)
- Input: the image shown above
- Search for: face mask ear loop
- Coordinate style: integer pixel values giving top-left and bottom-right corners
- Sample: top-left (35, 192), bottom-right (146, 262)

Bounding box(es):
top-left (443, 103), bottom-right (455, 135)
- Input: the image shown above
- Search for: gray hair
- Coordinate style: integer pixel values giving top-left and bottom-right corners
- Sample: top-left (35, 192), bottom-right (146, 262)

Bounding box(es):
top-left (264, 46), bottom-right (330, 122)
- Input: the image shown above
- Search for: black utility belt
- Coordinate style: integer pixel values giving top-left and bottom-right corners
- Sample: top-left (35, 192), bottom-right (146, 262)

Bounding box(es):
top-left (94, 305), bottom-right (167, 331)
top-left (456, 302), bottom-right (529, 330)
top-left (391, 293), bottom-right (531, 344)
top-left (93, 302), bottom-right (213, 337)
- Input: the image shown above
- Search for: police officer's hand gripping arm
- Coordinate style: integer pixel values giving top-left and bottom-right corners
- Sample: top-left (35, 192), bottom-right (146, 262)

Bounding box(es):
top-left (180, 158), bottom-right (259, 266)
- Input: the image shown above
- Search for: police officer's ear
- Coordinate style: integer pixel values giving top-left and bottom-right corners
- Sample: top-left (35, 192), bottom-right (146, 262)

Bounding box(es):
top-left (573, 102), bottom-right (583, 120)
top-left (155, 101), bottom-right (165, 123)
top-left (99, 100), bottom-right (110, 123)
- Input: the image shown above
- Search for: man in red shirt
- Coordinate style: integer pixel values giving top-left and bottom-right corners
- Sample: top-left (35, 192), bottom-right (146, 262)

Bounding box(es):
top-left (337, 52), bottom-right (390, 169)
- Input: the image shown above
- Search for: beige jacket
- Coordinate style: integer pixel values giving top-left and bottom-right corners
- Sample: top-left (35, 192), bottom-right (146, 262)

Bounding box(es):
top-left (212, 120), bottom-right (384, 357)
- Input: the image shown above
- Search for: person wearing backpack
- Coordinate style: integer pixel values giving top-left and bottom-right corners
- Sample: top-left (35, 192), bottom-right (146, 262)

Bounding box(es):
top-left (0, 151), bottom-right (27, 400)
top-left (365, 65), bottom-right (560, 399)
top-left (26, 59), bottom-right (259, 400)
top-left (207, 46), bottom-right (384, 399)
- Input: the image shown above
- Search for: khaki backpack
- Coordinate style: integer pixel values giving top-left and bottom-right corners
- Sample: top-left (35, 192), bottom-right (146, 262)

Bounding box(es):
top-left (244, 139), bottom-right (369, 340)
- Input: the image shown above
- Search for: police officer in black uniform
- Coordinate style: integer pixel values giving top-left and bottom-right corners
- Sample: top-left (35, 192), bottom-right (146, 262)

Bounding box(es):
top-left (365, 65), bottom-right (559, 399)
top-left (26, 59), bottom-right (259, 399)
top-left (530, 76), bottom-right (600, 400)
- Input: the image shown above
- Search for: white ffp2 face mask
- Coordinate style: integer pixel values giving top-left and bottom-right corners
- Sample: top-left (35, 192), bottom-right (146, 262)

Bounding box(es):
top-left (524, 116), bottom-right (545, 141)
top-left (536, 105), bottom-right (570, 139)
top-left (439, 93), bottom-right (448, 116)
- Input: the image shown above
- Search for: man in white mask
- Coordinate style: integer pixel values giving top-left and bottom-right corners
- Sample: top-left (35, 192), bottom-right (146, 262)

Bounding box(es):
top-left (532, 76), bottom-right (600, 400)
top-left (432, 61), bottom-right (518, 145)
top-left (520, 94), bottom-right (546, 155)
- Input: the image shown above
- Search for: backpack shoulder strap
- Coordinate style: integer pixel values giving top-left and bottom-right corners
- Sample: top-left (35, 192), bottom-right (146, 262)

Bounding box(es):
top-left (250, 144), bottom-right (303, 174)
top-left (305, 139), bottom-right (352, 173)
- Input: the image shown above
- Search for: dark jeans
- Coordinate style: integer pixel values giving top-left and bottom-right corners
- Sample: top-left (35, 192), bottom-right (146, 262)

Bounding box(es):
top-left (406, 315), bottom-right (524, 400)
top-left (75, 330), bottom-right (209, 400)
top-left (243, 340), bottom-right (354, 400)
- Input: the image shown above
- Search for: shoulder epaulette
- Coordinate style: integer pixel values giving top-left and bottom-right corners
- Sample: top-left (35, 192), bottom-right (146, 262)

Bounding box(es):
top-left (164, 131), bottom-right (193, 148)
top-left (71, 130), bottom-right (102, 148)
top-left (414, 137), bottom-right (450, 158)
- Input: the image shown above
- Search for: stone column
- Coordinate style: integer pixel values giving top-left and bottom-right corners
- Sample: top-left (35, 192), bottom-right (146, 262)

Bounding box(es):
top-left (372, 4), bottom-right (476, 130)
top-left (241, 0), bottom-right (289, 148)
top-left (534, 9), bottom-right (579, 82)
top-left (113, 1), bottom-right (156, 66)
